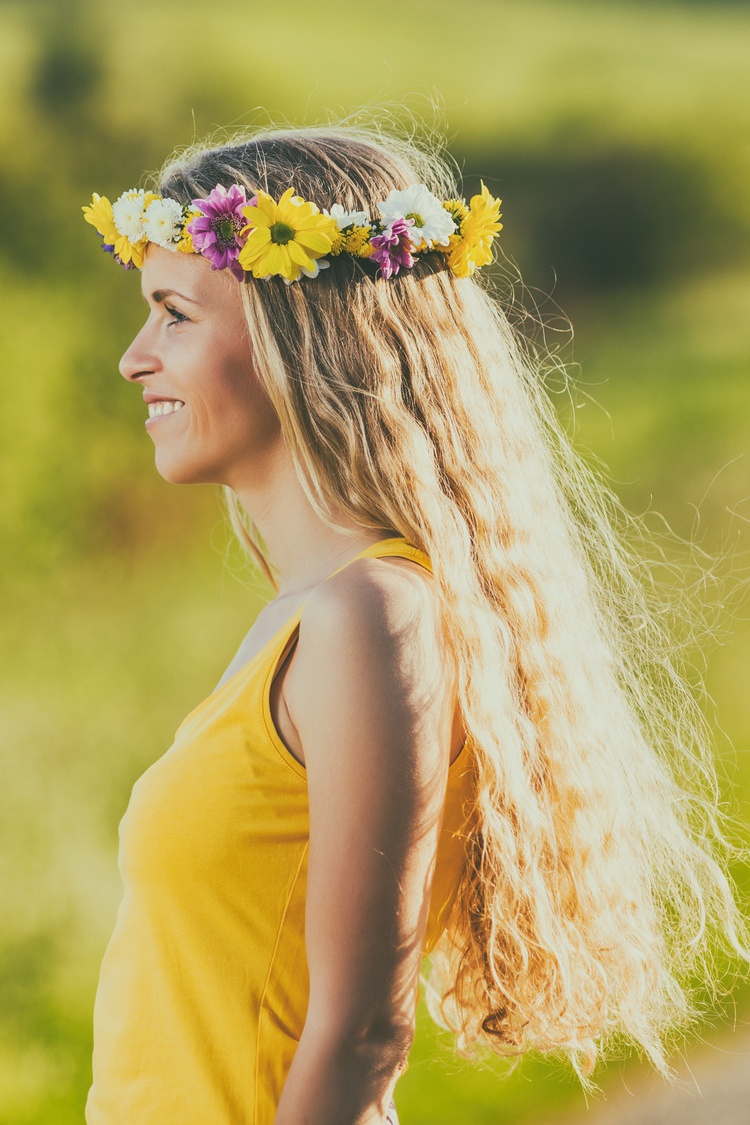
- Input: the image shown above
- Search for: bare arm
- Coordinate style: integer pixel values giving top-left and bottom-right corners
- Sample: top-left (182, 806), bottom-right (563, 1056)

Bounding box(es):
top-left (274, 558), bottom-right (455, 1125)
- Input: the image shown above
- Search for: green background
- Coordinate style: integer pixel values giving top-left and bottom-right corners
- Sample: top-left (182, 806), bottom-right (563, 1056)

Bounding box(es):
top-left (1, 0), bottom-right (749, 1121)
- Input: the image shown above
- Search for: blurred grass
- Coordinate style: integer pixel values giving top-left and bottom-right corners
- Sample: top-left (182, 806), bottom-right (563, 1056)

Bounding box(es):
top-left (1, 0), bottom-right (749, 1121)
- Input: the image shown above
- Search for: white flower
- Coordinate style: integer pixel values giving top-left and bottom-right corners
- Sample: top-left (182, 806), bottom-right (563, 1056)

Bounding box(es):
top-left (378, 184), bottom-right (456, 249)
top-left (112, 189), bottom-right (152, 241)
top-left (327, 203), bottom-right (371, 231)
top-left (142, 197), bottom-right (184, 250)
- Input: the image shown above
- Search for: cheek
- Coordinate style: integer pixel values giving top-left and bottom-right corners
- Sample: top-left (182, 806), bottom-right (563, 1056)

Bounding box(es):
top-left (224, 349), bottom-right (278, 428)
top-left (202, 348), bottom-right (281, 445)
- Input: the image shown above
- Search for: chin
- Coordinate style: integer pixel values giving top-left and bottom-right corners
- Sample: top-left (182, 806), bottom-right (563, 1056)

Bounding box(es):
top-left (154, 453), bottom-right (215, 486)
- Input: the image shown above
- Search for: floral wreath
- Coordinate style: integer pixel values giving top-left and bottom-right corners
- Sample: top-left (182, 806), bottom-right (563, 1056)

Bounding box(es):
top-left (82, 181), bottom-right (503, 283)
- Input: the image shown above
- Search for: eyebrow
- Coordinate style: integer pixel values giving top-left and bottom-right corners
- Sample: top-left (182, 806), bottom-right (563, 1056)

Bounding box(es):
top-left (145, 288), bottom-right (200, 305)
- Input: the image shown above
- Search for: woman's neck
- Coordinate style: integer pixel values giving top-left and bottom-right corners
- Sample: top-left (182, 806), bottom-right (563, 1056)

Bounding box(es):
top-left (232, 444), bottom-right (399, 597)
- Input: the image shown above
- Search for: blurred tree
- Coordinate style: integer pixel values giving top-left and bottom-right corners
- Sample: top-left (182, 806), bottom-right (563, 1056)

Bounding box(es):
top-left (466, 142), bottom-right (747, 302)
top-left (30, 0), bottom-right (102, 118)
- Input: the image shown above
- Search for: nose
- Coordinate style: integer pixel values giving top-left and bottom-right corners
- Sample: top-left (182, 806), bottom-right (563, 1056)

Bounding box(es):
top-left (119, 321), bottom-right (160, 383)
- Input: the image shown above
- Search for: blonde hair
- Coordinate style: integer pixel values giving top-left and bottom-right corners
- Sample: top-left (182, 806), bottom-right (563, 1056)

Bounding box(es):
top-left (155, 121), bottom-right (749, 1083)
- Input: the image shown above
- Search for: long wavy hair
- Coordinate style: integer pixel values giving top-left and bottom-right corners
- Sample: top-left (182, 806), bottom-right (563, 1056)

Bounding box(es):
top-left (154, 121), bottom-right (749, 1082)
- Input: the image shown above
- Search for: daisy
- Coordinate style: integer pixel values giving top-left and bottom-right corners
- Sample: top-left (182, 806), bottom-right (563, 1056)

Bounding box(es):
top-left (327, 203), bottom-right (371, 230)
top-left (142, 197), bottom-right (184, 250)
top-left (112, 189), bottom-right (157, 243)
top-left (378, 184), bottom-right (456, 250)
top-left (238, 187), bottom-right (338, 282)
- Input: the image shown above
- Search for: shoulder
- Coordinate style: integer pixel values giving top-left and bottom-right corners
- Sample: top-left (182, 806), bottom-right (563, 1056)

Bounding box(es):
top-left (302, 554), bottom-right (441, 671)
top-left (285, 555), bottom-right (450, 754)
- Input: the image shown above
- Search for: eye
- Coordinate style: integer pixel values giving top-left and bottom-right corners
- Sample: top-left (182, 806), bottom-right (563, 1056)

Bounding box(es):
top-left (164, 305), bottom-right (190, 326)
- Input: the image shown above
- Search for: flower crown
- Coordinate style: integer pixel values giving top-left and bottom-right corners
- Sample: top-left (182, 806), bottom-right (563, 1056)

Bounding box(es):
top-left (82, 181), bottom-right (503, 283)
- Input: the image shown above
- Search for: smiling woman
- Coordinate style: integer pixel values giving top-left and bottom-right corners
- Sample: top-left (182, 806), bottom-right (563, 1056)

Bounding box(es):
top-left (122, 261), bottom-right (282, 488)
top-left (83, 121), bottom-right (749, 1125)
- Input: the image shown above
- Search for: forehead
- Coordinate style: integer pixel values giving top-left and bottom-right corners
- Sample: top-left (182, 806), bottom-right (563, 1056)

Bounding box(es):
top-left (140, 243), bottom-right (236, 307)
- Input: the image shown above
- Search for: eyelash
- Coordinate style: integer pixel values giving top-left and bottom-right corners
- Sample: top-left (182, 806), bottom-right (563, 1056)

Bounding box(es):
top-left (165, 305), bottom-right (189, 326)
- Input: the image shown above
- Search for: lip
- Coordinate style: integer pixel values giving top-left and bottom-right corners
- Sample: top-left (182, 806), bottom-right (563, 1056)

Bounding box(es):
top-left (143, 392), bottom-right (184, 405)
top-left (145, 411), bottom-right (185, 430)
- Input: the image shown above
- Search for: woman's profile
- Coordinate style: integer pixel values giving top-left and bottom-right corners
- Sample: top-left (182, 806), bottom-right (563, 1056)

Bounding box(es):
top-left (82, 121), bottom-right (749, 1124)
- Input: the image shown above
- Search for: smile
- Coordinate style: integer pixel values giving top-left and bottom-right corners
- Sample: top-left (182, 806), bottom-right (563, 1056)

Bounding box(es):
top-left (147, 400), bottom-right (185, 418)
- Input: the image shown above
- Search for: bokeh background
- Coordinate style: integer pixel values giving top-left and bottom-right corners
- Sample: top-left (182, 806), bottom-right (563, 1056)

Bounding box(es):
top-left (1, 0), bottom-right (749, 1121)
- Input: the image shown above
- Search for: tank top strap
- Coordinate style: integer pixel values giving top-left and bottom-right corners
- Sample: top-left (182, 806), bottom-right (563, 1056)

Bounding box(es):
top-left (265, 537), bottom-right (432, 677)
top-left (325, 536), bottom-right (433, 579)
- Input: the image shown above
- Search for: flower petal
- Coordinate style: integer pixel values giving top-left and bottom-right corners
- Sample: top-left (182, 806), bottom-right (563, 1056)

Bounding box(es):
top-left (287, 239), bottom-right (314, 269)
top-left (256, 191), bottom-right (280, 223)
top-left (275, 187), bottom-right (297, 215)
top-left (241, 203), bottom-right (272, 229)
top-left (264, 243), bottom-right (287, 276)
top-left (238, 229), bottom-right (272, 270)
top-left (244, 227), bottom-right (272, 252)
top-left (295, 229), bottom-right (332, 255)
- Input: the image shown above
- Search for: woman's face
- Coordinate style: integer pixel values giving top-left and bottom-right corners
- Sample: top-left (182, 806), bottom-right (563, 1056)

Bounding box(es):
top-left (119, 244), bottom-right (282, 487)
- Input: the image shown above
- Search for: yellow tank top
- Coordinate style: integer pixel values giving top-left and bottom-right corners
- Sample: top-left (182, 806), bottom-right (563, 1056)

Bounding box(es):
top-left (85, 537), bottom-right (476, 1124)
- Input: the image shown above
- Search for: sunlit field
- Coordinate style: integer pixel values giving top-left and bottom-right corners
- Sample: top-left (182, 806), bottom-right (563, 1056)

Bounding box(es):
top-left (1, 1), bottom-right (749, 1121)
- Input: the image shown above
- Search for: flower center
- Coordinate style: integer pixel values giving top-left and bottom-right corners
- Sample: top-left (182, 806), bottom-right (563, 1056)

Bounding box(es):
top-left (270, 221), bottom-right (296, 245)
top-left (211, 214), bottom-right (241, 248)
top-left (405, 212), bottom-right (424, 227)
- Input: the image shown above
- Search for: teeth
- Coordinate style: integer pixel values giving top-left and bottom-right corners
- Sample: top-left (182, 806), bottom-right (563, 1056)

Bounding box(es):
top-left (148, 400), bottom-right (185, 418)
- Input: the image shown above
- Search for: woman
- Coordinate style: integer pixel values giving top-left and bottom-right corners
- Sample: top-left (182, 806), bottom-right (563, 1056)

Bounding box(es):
top-left (82, 123), bottom-right (748, 1124)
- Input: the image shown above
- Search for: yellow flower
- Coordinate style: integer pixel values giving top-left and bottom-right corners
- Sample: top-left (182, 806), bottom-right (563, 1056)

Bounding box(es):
top-left (446, 245), bottom-right (472, 278)
top-left (443, 198), bottom-right (469, 227)
top-left (82, 192), bottom-right (147, 268)
top-left (329, 229), bottom-right (346, 256)
top-left (343, 225), bottom-right (373, 257)
top-left (110, 231), bottom-right (146, 269)
top-left (446, 182), bottom-right (503, 278)
top-left (178, 208), bottom-right (202, 254)
top-left (439, 231), bottom-right (462, 265)
top-left (462, 182), bottom-right (503, 254)
top-left (238, 187), bottom-right (338, 281)
top-left (82, 193), bottom-right (118, 243)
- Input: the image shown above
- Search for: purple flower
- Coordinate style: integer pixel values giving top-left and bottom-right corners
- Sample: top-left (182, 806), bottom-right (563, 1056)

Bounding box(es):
top-left (369, 216), bottom-right (415, 279)
top-left (188, 184), bottom-right (250, 280)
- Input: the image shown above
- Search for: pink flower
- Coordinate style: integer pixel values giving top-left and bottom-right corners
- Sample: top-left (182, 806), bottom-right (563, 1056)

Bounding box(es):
top-left (369, 216), bottom-right (415, 279)
top-left (187, 184), bottom-right (252, 279)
